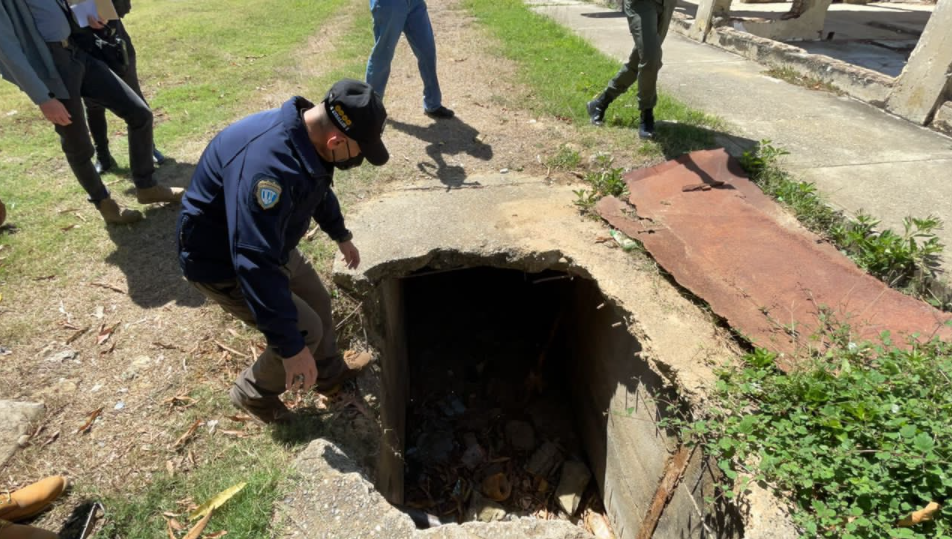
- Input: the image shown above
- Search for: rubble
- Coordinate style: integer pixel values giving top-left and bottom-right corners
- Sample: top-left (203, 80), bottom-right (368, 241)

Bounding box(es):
top-left (556, 461), bottom-right (592, 515)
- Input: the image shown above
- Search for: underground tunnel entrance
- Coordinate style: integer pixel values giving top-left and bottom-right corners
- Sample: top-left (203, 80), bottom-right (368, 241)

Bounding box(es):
top-left (401, 266), bottom-right (602, 526)
top-left (362, 260), bottom-right (742, 537)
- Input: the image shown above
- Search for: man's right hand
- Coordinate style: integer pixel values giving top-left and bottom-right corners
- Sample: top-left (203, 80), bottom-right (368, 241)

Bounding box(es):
top-left (283, 346), bottom-right (317, 391)
top-left (39, 99), bottom-right (71, 126)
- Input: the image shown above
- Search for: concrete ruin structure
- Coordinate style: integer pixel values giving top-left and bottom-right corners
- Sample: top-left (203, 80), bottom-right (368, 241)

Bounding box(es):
top-left (666, 0), bottom-right (952, 133)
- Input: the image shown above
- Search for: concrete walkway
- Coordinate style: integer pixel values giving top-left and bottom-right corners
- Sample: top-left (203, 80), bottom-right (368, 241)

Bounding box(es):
top-left (529, 0), bottom-right (952, 268)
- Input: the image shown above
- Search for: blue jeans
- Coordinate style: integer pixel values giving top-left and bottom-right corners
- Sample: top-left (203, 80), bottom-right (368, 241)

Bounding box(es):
top-left (365, 0), bottom-right (442, 112)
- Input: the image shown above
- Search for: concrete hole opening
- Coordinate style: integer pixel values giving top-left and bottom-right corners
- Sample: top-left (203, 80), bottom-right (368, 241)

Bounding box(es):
top-left (343, 253), bottom-right (745, 539)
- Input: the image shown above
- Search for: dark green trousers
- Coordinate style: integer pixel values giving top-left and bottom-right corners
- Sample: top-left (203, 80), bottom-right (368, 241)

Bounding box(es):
top-left (599, 0), bottom-right (675, 111)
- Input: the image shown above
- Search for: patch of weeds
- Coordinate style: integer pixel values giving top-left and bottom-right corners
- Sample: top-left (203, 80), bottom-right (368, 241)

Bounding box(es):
top-left (741, 141), bottom-right (948, 308)
top-left (573, 159), bottom-right (627, 212)
top-left (765, 66), bottom-right (845, 96)
top-left (664, 320), bottom-right (952, 538)
top-left (830, 214), bottom-right (943, 297)
top-left (546, 145), bottom-right (582, 170)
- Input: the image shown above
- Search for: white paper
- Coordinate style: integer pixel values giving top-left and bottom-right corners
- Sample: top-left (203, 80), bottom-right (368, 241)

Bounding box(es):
top-left (70, 0), bottom-right (100, 28)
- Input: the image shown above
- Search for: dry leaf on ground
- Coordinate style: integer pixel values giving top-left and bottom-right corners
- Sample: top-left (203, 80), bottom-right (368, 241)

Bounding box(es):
top-left (97, 323), bottom-right (118, 345)
top-left (188, 482), bottom-right (247, 521)
top-left (898, 501), bottom-right (941, 527)
top-left (183, 510), bottom-right (212, 539)
top-left (172, 419), bottom-right (202, 450)
top-left (77, 407), bottom-right (103, 434)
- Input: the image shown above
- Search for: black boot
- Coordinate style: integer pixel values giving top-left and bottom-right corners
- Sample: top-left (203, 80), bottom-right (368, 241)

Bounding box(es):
top-left (586, 95), bottom-right (609, 126)
top-left (639, 108), bottom-right (655, 139)
top-left (94, 149), bottom-right (117, 175)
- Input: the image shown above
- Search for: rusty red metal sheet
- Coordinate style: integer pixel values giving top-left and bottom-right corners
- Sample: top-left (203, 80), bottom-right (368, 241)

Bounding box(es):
top-left (597, 148), bottom-right (951, 364)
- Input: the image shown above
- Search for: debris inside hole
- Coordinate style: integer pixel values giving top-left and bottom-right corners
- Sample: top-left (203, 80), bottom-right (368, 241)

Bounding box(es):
top-left (401, 266), bottom-right (614, 534)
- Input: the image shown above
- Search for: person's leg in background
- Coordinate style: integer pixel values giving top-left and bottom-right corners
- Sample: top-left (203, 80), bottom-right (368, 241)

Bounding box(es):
top-left (365, 0), bottom-right (409, 100)
top-left (48, 44), bottom-right (143, 224)
top-left (403, 0), bottom-right (452, 118)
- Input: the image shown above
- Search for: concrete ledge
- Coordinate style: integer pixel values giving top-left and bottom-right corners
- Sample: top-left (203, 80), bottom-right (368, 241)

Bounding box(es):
top-left (702, 26), bottom-right (894, 105)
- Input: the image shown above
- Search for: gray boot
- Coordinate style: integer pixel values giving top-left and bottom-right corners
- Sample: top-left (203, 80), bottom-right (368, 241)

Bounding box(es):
top-left (97, 198), bottom-right (144, 225)
top-left (136, 185), bottom-right (184, 205)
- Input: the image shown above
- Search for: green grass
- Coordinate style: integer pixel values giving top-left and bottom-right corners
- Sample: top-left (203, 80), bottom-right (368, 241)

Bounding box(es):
top-left (463, 0), bottom-right (724, 158)
top-left (765, 66), bottom-right (845, 97)
top-left (0, 0), bottom-right (373, 535)
top-left (0, 0), bottom-right (353, 281)
top-left (546, 144), bottom-right (583, 170)
top-left (666, 324), bottom-right (952, 538)
top-left (88, 386), bottom-right (333, 539)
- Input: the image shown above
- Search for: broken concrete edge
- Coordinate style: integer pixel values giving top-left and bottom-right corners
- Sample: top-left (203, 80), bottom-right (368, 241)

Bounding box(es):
top-left (332, 247), bottom-right (799, 537)
top-left (933, 101), bottom-right (952, 136)
top-left (275, 438), bottom-right (599, 539)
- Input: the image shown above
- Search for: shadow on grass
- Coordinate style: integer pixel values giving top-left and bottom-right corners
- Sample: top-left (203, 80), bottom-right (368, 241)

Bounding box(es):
top-left (610, 114), bottom-right (758, 160)
top-left (105, 157), bottom-right (203, 309)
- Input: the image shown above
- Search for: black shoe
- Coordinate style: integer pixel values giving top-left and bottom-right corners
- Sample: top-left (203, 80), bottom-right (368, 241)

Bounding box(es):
top-left (587, 100), bottom-right (606, 126)
top-left (424, 106), bottom-right (455, 119)
top-left (153, 148), bottom-right (167, 165)
top-left (94, 153), bottom-right (117, 175)
top-left (639, 109), bottom-right (655, 139)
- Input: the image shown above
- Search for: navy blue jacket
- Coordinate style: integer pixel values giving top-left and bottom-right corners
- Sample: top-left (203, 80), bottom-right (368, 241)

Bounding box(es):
top-left (177, 97), bottom-right (350, 358)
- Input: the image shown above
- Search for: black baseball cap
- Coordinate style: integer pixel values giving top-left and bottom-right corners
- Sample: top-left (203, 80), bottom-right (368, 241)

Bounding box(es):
top-left (323, 79), bottom-right (389, 166)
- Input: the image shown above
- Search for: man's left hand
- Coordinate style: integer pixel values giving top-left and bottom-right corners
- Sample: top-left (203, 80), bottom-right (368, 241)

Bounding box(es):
top-left (338, 240), bottom-right (360, 270)
top-left (87, 14), bottom-right (106, 29)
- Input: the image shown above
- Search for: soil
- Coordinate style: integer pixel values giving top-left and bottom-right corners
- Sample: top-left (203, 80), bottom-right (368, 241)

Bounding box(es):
top-left (0, 0), bottom-right (664, 534)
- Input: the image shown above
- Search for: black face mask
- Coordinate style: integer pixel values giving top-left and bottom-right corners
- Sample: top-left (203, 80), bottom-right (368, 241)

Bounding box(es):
top-left (331, 145), bottom-right (364, 171)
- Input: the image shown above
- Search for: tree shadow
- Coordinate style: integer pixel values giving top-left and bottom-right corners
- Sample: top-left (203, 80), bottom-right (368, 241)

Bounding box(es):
top-left (387, 117), bottom-right (493, 190)
top-left (104, 158), bottom-right (204, 309)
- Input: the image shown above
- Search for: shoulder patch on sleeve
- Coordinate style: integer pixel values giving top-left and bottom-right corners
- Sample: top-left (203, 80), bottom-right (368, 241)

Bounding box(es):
top-left (255, 178), bottom-right (283, 210)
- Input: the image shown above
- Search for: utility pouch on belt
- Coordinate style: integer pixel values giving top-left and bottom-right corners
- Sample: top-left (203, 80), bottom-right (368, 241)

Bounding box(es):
top-left (74, 26), bottom-right (130, 77)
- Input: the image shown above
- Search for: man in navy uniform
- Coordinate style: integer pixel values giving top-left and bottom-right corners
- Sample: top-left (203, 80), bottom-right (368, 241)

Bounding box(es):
top-left (177, 80), bottom-right (386, 424)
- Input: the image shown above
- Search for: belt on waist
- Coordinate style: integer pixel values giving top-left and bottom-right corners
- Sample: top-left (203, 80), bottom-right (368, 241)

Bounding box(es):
top-left (46, 39), bottom-right (71, 49)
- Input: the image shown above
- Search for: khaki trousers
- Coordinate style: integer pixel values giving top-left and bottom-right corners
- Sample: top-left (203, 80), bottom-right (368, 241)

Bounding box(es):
top-left (191, 249), bottom-right (341, 401)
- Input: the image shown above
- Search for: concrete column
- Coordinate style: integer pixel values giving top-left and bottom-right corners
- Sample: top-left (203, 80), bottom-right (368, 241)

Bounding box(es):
top-left (688, 0), bottom-right (733, 41)
top-left (886, 0), bottom-right (952, 125)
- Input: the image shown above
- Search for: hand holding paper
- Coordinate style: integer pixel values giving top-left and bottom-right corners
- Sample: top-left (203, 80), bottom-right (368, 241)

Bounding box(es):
top-left (69, 0), bottom-right (119, 28)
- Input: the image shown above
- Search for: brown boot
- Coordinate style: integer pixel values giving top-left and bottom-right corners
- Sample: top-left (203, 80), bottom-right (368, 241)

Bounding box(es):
top-left (136, 185), bottom-right (184, 205)
top-left (0, 476), bottom-right (68, 522)
top-left (0, 521), bottom-right (59, 539)
top-left (97, 198), bottom-right (144, 225)
top-left (315, 351), bottom-right (372, 392)
top-left (228, 386), bottom-right (291, 426)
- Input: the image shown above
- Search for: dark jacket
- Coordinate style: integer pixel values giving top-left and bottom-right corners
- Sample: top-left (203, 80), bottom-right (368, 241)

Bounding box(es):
top-left (0, 0), bottom-right (69, 104)
top-left (112, 0), bottom-right (130, 17)
top-left (177, 97), bottom-right (350, 358)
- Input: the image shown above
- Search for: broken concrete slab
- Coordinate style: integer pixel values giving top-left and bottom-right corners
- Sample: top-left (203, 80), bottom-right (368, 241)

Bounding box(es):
top-left (556, 461), bottom-right (592, 515)
top-left (596, 149), bottom-right (951, 363)
top-left (0, 400), bottom-right (45, 467)
top-left (933, 102), bottom-right (952, 136)
top-left (276, 438), bottom-right (593, 539)
top-left (334, 176), bottom-right (757, 537)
